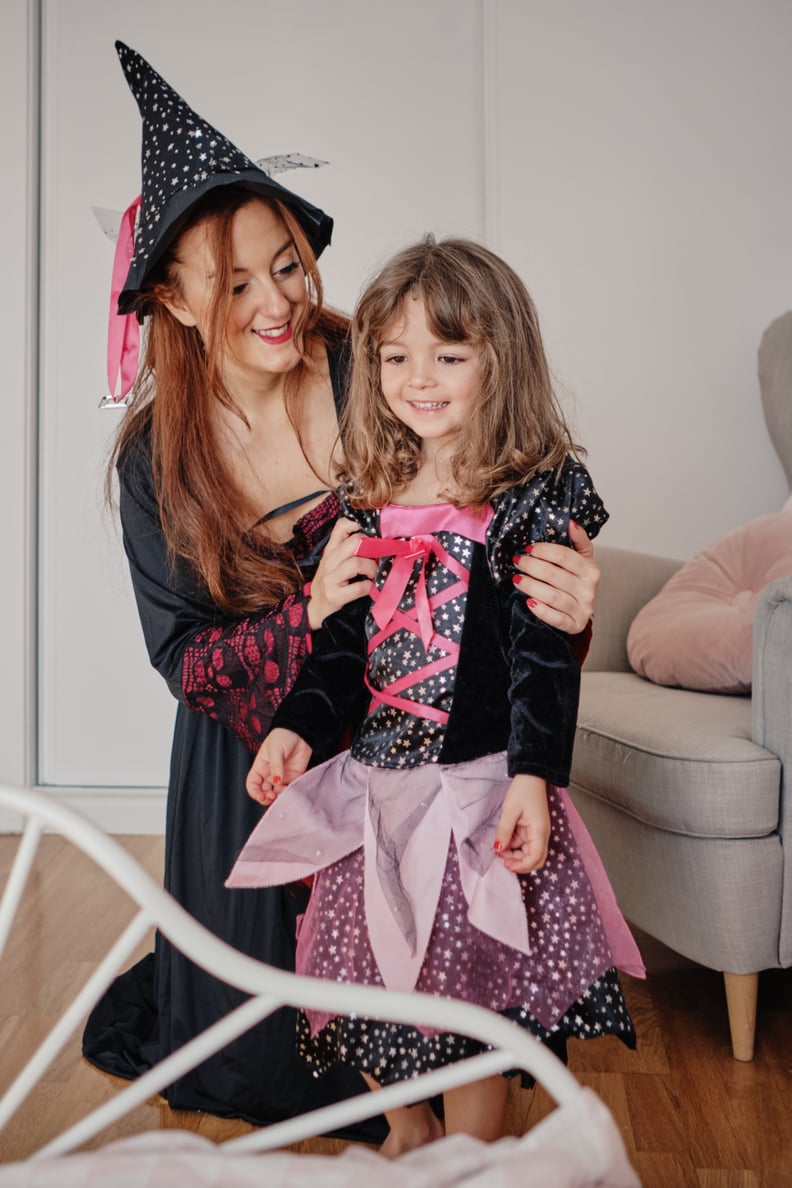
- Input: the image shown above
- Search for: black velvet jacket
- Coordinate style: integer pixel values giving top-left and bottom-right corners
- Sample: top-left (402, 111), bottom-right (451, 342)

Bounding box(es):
top-left (273, 459), bottom-right (608, 789)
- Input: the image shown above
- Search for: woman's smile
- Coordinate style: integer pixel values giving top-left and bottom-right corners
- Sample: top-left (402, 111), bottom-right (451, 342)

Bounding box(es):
top-left (253, 321), bottom-right (293, 344)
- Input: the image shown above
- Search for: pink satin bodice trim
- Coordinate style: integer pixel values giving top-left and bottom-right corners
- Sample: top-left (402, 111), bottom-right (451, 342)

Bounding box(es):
top-left (380, 501), bottom-right (493, 542)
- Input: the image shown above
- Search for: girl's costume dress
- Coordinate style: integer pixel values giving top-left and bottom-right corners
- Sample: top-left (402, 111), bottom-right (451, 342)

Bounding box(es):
top-left (228, 461), bottom-right (645, 1084)
top-left (82, 344), bottom-right (385, 1137)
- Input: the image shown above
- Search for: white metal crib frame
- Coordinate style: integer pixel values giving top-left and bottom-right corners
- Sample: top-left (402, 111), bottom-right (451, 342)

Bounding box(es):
top-left (0, 782), bottom-right (597, 1162)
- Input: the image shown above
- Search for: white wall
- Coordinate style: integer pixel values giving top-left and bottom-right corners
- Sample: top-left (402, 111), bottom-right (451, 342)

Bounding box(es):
top-left (493, 0), bottom-right (791, 555)
top-left (0, 0), bottom-right (37, 807)
top-left (2, 0), bottom-right (790, 828)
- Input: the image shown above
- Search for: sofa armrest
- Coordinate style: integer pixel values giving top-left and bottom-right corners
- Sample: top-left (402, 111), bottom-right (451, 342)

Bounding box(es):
top-left (753, 575), bottom-right (792, 791)
top-left (585, 545), bottom-right (683, 672)
top-left (752, 576), bottom-right (792, 966)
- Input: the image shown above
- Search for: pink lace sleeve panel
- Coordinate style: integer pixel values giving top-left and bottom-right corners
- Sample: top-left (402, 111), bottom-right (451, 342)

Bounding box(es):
top-left (181, 596), bottom-right (312, 753)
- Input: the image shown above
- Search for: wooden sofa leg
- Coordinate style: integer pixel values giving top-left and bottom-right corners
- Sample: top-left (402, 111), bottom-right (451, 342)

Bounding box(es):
top-left (723, 971), bottom-right (759, 1061)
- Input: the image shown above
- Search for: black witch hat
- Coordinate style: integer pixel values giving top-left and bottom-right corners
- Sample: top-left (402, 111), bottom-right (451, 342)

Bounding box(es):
top-left (115, 40), bottom-right (333, 315)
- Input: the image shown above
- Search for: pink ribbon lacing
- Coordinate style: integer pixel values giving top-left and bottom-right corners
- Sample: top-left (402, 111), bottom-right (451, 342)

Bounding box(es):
top-left (355, 534), bottom-right (469, 725)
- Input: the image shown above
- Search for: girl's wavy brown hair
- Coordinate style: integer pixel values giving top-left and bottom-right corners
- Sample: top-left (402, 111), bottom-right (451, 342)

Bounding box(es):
top-left (109, 189), bottom-right (349, 613)
top-left (340, 236), bottom-right (582, 509)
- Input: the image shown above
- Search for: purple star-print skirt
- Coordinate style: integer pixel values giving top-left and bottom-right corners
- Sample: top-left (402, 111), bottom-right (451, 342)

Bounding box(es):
top-left (227, 751), bottom-right (644, 1083)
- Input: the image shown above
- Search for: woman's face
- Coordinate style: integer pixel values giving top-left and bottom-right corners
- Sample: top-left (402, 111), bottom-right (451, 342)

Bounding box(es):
top-left (166, 199), bottom-right (308, 389)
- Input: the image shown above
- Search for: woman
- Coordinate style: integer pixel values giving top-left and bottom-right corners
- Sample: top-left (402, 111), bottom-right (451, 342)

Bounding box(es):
top-left (82, 42), bottom-right (600, 1132)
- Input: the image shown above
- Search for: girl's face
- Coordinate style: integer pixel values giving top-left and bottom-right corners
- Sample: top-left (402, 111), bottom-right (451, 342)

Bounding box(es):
top-left (378, 295), bottom-right (482, 458)
top-left (165, 199), bottom-right (307, 389)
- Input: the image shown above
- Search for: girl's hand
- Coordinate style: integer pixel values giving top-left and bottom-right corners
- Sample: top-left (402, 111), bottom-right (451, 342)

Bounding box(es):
top-left (307, 517), bottom-right (376, 630)
top-left (512, 520), bottom-right (599, 634)
top-left (493, 774), bottom-right (550, 874)
top-left (246, 728), bottom-right (313, 805)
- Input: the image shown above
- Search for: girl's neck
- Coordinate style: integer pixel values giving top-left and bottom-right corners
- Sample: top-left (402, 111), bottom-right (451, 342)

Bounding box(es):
top-left (397, 450), bottom-right (457, 506)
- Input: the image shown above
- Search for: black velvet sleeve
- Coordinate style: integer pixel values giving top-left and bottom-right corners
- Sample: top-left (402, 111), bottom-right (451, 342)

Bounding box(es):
top-left (270, 595), bottom-right (370, 762)
top-left (503, 590), bottom-right (581, 784)
top-left (489, 459), bottom-right (609, 785)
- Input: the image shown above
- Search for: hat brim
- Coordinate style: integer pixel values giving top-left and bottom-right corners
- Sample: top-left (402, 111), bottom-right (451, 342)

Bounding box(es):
top-left (118, 169), bottom-right (333, 315)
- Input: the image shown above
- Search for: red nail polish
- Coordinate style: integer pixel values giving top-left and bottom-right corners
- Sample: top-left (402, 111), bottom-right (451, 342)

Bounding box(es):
top-left (524, 544), bottom-right (534, 555)
top-left (272, 775), bottom-right (282, 785)
top-left (493, 840), bottom-right (502, 853)
top-left (527, 597), bottom-right (537, 608)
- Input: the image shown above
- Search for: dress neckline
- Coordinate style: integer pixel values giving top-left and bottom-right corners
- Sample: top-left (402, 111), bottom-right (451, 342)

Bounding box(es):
top-left (251, 489), bottom-right (330, 530)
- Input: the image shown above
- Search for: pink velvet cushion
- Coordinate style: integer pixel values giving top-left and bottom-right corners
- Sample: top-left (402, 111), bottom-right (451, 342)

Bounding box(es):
top-left (627, 509), bottom-right (792, 694)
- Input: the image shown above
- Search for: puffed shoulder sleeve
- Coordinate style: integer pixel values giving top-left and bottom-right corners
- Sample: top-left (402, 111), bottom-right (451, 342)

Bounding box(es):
top-left (336, 485), bottom-right (379, 536)
top-left (487, 458), bottom-right (608, 584)
top-left (487, 459), bottom-right (608, 785)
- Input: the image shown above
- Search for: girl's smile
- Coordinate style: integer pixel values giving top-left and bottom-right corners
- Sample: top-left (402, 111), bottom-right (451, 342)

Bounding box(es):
top-left (379, 295), bottom-right (482, 456)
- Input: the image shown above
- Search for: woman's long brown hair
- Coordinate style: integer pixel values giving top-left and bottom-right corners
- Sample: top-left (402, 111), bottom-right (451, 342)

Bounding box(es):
top-left (109, 189), bottom-right (349, 614)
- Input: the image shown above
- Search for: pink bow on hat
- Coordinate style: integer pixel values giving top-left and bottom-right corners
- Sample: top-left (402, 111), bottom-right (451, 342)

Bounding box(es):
top-left (100, 195), bottom-right (141, 408)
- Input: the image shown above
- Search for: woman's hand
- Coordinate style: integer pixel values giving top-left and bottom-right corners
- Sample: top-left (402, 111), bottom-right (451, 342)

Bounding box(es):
top-left (246, 728), bottom-right (313, 805)
top-left (493, 774), bottom-right (550, 874)
top-left (307, 517), bottom-right (376, 630)
top-left (513, 520), bottom-right (599, 634)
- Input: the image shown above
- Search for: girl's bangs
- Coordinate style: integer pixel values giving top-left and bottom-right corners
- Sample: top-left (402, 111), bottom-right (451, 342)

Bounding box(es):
top-left (373, 280), bottom-right (475, 347)
top-left (419, 276), bottom-right (477, 344)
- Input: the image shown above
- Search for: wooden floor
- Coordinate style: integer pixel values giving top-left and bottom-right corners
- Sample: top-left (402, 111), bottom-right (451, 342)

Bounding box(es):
top-left (0, 833), bottom-right (790, 1186)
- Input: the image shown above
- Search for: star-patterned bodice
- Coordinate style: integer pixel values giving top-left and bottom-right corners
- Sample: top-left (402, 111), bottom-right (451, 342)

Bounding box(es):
top-left (350, 503), bottom-right (492, 769)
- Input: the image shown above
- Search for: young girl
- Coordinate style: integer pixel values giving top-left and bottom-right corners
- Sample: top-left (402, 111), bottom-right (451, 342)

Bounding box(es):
top-left (227, 236), bottom-right (644, 1153)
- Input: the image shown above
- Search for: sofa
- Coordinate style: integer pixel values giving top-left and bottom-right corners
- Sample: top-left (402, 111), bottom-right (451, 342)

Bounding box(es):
top-left (568, 312), bottom-right (792, 1061)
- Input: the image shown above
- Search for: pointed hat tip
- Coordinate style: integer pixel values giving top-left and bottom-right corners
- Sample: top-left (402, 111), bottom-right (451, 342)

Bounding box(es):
top-left (115, 40), bottom-right (137, 78)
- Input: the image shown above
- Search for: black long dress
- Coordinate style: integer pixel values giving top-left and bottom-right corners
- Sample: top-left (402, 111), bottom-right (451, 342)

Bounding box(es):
top-left (82, 346), bottom-right (383, 1138)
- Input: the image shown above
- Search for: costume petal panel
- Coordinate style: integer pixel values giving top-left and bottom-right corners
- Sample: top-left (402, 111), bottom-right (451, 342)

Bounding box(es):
top-left (225, 753), bottom-right (366, 887)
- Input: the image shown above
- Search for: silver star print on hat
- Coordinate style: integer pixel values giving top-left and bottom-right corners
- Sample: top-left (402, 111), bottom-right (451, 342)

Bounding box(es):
top-left (115, 40), bottom-right (333, 315)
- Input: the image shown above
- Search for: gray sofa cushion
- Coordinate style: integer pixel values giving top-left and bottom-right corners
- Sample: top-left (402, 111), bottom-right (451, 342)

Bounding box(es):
top-left (574, 672), bottom-right (781, 838)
